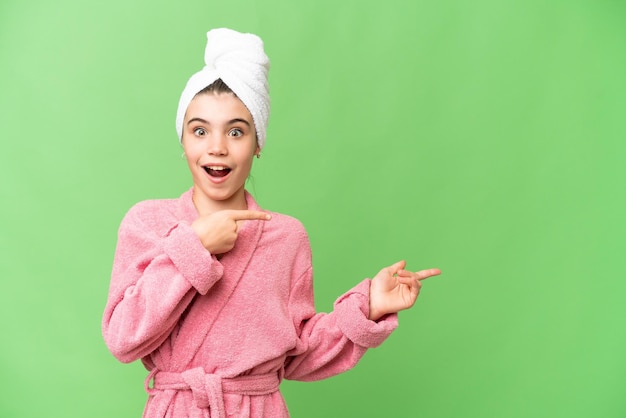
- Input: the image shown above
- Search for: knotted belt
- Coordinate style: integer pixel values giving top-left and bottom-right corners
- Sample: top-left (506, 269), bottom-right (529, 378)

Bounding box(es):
top-left (145, 367), bottom-right (281, 418)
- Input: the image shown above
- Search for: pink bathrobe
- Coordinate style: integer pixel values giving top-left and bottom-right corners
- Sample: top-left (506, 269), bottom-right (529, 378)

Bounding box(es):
top-left (102, 189), bottom-right (397, 418)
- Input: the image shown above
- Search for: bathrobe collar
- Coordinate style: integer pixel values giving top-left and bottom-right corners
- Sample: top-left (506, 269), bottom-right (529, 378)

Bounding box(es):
top-left (177, 187), bottom-right (262, 221)
top-left (172, 188), bottom-right (266, 370)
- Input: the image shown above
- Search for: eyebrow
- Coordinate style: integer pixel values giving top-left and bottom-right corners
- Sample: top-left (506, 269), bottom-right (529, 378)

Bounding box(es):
top-left (187, 117), bottom-right (251, 127)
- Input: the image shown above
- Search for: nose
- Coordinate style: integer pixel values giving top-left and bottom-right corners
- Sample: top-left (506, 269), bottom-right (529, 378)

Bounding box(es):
top-left (206, 136), bottom-right (228, 156)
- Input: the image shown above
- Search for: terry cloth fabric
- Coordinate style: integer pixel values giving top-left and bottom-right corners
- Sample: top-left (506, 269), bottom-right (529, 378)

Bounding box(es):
top-left (175, 28), bottom-right (271, 149)
top-left (102, 189), bottom-right (398, 417)
top-left (146, 368), bottom-right (280, 418)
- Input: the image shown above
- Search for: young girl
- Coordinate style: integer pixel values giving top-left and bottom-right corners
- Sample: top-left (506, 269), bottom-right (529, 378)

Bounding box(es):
top-left (103, 28), bottom-right (440, 418)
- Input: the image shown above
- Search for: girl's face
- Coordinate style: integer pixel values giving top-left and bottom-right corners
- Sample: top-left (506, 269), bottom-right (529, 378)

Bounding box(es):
top-left (182, 92), bottom-right (259, 214)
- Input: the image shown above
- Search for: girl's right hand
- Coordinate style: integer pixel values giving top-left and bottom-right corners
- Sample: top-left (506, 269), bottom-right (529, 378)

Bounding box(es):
top-left (191, 210), bottom-right (271, 254)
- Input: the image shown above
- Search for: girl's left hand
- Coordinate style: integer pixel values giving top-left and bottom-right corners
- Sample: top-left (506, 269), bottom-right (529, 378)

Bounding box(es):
top-left (368, 260), bottom-right (441, 321)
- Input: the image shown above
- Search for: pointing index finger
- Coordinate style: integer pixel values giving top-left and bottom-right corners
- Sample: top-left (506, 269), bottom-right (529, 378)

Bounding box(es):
top-left (415, 268), bottom-right (442, 281)
top-left (229, 210), bottom-right (272, 221)
top-left (398, 268), bottom-right (441, 281)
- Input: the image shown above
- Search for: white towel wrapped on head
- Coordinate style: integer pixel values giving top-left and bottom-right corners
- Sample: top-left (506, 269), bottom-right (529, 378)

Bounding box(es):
top-left (175, 28), bottom-right (271, 149)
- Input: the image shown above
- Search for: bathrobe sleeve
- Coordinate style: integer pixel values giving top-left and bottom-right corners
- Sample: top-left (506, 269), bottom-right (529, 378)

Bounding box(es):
top-left (283, 265), bottom-right (398, 382)
top-left (102, 200), bottom-right (224, 363)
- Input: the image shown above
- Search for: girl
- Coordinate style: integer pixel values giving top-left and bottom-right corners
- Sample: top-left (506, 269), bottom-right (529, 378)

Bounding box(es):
top-left (102, 28), bottom-right (441, 418)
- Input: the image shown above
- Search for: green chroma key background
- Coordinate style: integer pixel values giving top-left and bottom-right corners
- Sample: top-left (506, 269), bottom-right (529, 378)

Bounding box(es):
top-left (1, 0), bottom-right (625, 417)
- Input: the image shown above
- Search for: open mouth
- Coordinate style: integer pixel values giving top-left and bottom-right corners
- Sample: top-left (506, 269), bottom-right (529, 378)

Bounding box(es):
top-left (203, 165), bottom-right (232, 178)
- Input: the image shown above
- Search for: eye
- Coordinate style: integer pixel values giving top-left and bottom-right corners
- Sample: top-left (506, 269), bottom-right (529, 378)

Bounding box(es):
top-left (228, 128), bottom-right (243, 138)
top-left (193, 127), bottom-right (207, 137)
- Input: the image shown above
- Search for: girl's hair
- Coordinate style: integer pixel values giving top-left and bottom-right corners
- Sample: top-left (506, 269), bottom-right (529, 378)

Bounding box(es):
top-left (197, 78), bottom-right (235, 96)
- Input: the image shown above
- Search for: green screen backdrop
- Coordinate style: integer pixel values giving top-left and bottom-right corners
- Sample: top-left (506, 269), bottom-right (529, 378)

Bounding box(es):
top-left (1, 0), bottom-right (625, 417)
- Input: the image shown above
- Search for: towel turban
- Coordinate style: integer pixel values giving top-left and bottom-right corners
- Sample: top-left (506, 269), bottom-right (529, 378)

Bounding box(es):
top-left (175, 28), bottom-right (271, 149)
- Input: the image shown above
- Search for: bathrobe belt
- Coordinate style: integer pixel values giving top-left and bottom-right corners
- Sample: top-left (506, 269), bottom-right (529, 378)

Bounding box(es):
top-left (145, 367), bottom-right (281, 418)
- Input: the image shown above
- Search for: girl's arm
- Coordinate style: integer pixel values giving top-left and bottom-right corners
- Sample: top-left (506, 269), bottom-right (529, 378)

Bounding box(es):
top-left (283, 262), bottom-right (439, 381)
top-left (102, 202), bottom-right (223, 363)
